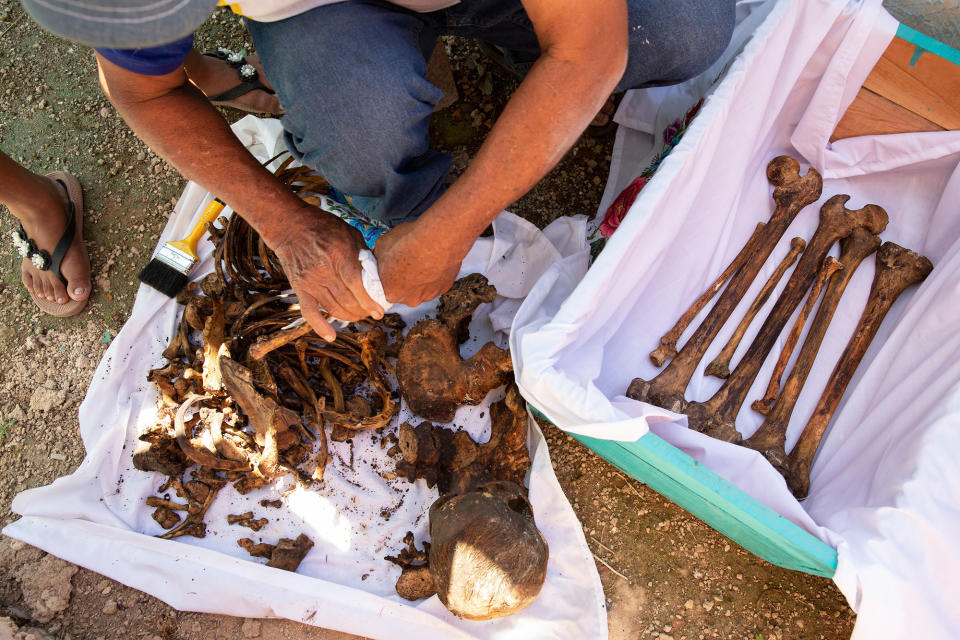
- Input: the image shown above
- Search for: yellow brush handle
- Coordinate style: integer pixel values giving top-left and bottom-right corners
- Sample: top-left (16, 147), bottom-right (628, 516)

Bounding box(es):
top-left (167, 198), bottom-right (225, 260)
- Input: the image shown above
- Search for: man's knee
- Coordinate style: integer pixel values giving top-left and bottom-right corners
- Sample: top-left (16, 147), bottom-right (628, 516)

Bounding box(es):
top-left (619, 0), bottom-right (735, 90)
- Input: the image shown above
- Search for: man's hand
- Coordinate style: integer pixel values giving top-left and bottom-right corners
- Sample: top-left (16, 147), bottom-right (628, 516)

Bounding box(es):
top-left (374, 220), bottom-right (472, 307)
top-left (270, 203), bottom-right (384, 340)
top-left (97, 54), bottom-right (383, 338)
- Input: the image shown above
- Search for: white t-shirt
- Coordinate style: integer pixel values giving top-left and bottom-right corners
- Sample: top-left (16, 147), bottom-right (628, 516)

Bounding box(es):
top-left (219, 0), bottom-right (460, 22)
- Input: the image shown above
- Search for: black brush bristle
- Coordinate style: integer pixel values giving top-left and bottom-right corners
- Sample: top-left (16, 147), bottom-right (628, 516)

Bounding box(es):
top-left (138, 259), bottom-right (189, 298)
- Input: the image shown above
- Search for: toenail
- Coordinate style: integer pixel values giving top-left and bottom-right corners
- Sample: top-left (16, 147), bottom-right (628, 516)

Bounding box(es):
top-left (57, 297), bottom-right (65, 303)
top-left (74, 287), bottom-right (86, 296)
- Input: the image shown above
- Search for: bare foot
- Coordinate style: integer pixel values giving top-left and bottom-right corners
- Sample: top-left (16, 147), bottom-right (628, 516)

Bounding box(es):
top-left (184, 49), bottom-right (283, 115)
top-left (13, 173), bottom-right (91, 307)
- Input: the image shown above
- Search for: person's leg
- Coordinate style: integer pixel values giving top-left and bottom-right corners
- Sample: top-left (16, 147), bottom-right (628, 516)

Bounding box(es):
top-left (0, 150), bottom-right (90, 306)
top-left (183, 49), bottom-right (283, 115)
top-left (617, 0), bottom-right (736, 90)
top-left (247, 1), bottom-right (450, 226)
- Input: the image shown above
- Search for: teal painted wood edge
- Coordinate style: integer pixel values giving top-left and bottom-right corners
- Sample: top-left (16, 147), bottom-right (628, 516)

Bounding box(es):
top-left (528, 406), bottom-right (837, 577)
top-left (897, 23), bottom-right (960, 67)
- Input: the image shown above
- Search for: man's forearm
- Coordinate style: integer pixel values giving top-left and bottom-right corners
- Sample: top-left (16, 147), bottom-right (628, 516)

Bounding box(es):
top-left (96, 54), bottom-right (308, 248)
top-left (412, 41), bottom-right (626, 255)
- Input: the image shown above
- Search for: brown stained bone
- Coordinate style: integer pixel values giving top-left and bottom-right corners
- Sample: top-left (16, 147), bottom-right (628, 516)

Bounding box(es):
top-left (158, 473), bottom-right (227, 539)
top-left (237, 538), bottom-right (275, 559)
top-left (394, 384), bottom-right (529, 495)
top-left (220, 357), bottom-right (300, 481)
top-left (323, 329), bottom-right (399, 433)
top-left (201, 300), bottom-right (230, 394)
top-left (386, 532), bottom-right (436, 601)
top-left (428, 481), bottom-right (548, 619)
top-left (705, 237), bottom-right (806, 379)
top-left (152, 507), bottom-right (181, 529)
top-left (162, 318), bottom-right (194, 362)
top-left (227, 512), bottom-right (269, 531)
top-left (174, 396), bottom-right (252, 471)
top-left (751, 256), bottom-right (844, 416)
top-left (628, 157), bottom-right (823, 413)
top-left (746, 230), bottom-right (881, 429)
top-left (133, 426), bottom-right (188, 477)
top-left (684, 195), bottom-right (888, 442)
top-left (265, 533), bottom-right (315, 571)
top-left (650, 222), bottom-right (766, 367)
top-left (248, 322), bottom-right (314, 360)
top-left (785, 242), bottom-right (932, 499)
top-left (397, 274), bottom-right (513, 422)
top-left (146, 496), bottom-right (189, 511)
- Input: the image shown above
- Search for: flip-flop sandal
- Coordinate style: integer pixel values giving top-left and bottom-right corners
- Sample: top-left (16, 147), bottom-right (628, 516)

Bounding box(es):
top-left (13, 172), bottom-right (89, 317)
top-left (477, 42), bottom-right (536, 80)
top-left (203, 48), bottom-right (282, 115)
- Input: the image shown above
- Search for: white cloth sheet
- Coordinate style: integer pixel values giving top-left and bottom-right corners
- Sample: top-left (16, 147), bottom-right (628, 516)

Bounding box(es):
top-left (4, 117), bottom-right (606, 639)
top-left (513, 1), bottom-right (960, 638)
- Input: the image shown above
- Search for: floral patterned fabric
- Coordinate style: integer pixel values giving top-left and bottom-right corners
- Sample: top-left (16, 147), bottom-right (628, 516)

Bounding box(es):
top-left (598, 99), bottom-right (704, 240)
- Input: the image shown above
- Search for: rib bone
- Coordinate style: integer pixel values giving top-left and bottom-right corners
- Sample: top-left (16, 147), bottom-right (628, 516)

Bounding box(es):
top-left (785, 242), bottom-right (932, 499)
top-left (650, 222), bottom-right (766, 367)
top-left (743, 228), bottom-right (881, 468)
top-left (751, 256), bottom-right (843, 416)
top-left (628, 156), bottom-right (822, 413)
top-left (704, 237), bottom-right (805, 379)
top-left (685, 195), bottom-right (888, 442)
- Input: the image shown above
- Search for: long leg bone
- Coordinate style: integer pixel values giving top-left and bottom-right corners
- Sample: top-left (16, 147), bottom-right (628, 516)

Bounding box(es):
top-left (751, 256), bottom-right (843, 415)
top-left (785, 242), bottom-right (932, 499)
top-left (628, 156), bottom-right (823, 413)
top-left (744, 228), bottom-right (881, 467)
top-left (685, 195), bottom-right (888, 442)
top-left (650, 222), bottom-right (766, 367)
top-left (704, 237), bottom-right (806, 379)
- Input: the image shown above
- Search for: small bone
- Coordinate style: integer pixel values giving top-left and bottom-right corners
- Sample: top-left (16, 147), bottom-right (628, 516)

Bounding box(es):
top-left (751, 256), bottom-right (843, 415)
top-left (705, 237), bottom-right (806, 379)
top-left (628, 156), bottom-right (823, 413)
top-left (686, 195), bottom-right (888, 442)
top-left (650, 222), bottom-right (766, 367)
top-left (785, 242), bottom-right (932, 499)
top-left (248, 322), bottom-right (314, 360)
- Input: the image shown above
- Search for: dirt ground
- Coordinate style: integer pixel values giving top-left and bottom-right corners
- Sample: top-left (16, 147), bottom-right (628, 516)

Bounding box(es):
top-left (0, 3), bottom-right (864, 639)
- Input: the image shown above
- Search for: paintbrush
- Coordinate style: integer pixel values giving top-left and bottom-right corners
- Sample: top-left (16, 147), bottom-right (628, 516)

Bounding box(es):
top-left (138, 197), bottom-right (225, 297)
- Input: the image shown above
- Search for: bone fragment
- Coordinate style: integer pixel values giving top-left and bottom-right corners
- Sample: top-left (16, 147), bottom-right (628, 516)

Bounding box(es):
top-left (705, 237), bottom-right (806, 379)
top-left (785, 242), bottom-right (932, 499)
top-left (248, 322), bottom-right (314, 360)
top-left (685, 195), bottom-right (888, 442)
top-left (201, 300), bottom-right (230, 393)
top-left (751, 256), bottom-right (843, 415)
top-left (744, 228), bottom-right (881, 466)
top-left (650, 222), bottom-right (766, 367)
top-left (628, 157), bottom-right (823, 413)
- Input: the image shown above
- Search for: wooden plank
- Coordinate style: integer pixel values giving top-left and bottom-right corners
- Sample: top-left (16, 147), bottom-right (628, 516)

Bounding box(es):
top-left (832, 87), bottom-right (943, 141)
top-left (862, 36), bottom-right (960, 130)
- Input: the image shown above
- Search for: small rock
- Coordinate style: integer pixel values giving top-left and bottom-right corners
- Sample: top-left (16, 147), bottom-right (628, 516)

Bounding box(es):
top-left (29, 386), bottom-right (67, 413)
top-left (102, 599), bottom-right (118, 615)
top-left (7, 405), bottom-right (26, 423)
top-left (15, 555), bottom-right (78, 623)
top-left (99, 107), bottom-right (111, 118)
top-left (684, 599), bottom-right (694, 610)
top-left (703, 600), bottom-right (714, 611)
top-left (240, 619), bottom-right (261, 638)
